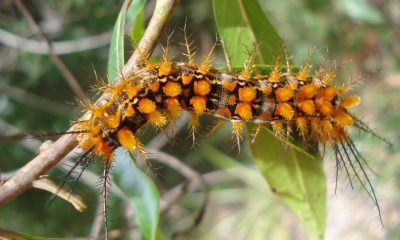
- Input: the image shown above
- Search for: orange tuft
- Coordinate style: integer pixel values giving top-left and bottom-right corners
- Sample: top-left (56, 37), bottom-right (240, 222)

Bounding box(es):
top-left (222, 80), bottom-right (237, 92)
top-left (138, 98), bottom-right (156, 114)
top-left (234, 103), bottom-right (253, 120)
top-left (296, 117), bottom-right (308, 137)
top-left (110, 83), bottom-right (125, 97)
top-left (95, 137), bottom-right (114, 161)
top-left (289, 81), bottom-right (298, 90)
top-left (238, 87), bottom-right (257, 102)
top-left (216, 108), bottom-right (232, 118)
top-left (181, 74), bottom-right (193, 85)
top-left (268, 66), bottom-right (281, 82)
top-left (276, 103), bottom-right (294, 120)
top-left (228, 95), bottom-right (236, 105)
top-left (126, 86), bottom-right (139, 98)
top-left (104, 113), bottom-right (120, 129)
top-left (125, 104), bottom-right (136, 117)
top-left (317, 101), bottom-right (333, 116)
top-left (231, 121), bottom-right (244, 150)
top-left (319, 87), bottom-right (336, 101)
top-left (163, 81), bottom-right (182, 97)
top-left (151, 82), bottom-right (160, 92)
top-left (322, 69), bottom-right (336, 84)
top-left (276, 87), bottom-right (294, 102)
top-left (340, 96), bottom-right (361, 109)
top-left (272, 120), bottom-right (284, 141)
top-left (89, 124), bottom-right (101, 136)
top-left (78, 133), bottom-right (95, 151)
top-left (159, 62), bottom-right (173, 75)
top-left (311, 118), bottom-right (321, 137)
top-left (300, 84), bottom-right (318, 98)
top-left (332, 124), bottom-right (347, 140)
top-left (194, 80), bottom-right (211, 96)
top-left (190, 96), bottom-right (206, 113)
top-left (296, 60), bottom-right (312, 81)
top-left (91, 106), bottom-right (104, 121)
top-left (320, 120), bottom-right (333, 143)
top-left (148, 111), bottom-right (167, 127)
top-left (166, 98), bottom-right (182, 117)
top-left (117, 127), bottom-right (139, 151)
top-left (199, 61), bottom-right (212, 73)
top-left (338, 85), bottom-right (351, 94)
top-left (239, 73), bottom-right (251, 81)
top-left (334, 110), bottom-right (353, 126)
top-left (145, 63), bottom-right (158, 69)
top-left (260, 85), bottom-right (272, 95)
top-left (300, 100), bottom-right (315, 115)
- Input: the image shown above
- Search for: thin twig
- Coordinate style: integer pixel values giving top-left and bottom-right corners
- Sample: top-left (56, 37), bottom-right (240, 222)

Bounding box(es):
top-left (160, 170), bottom-right (237, 212)
top-left (147, 148), bottom-right (201, 179)
top-left (90, 197), bottom-right (106, 240)
top-left (0, 0), bottom-right (180, 207)
top-left (146, 148), bottom-right (209, 236)
top-left (0, 80), bottom-right (71, 116)
top-left (0, 28), bottom-right (112, 55)
top-left (13, 0), bottom-right (87, 100)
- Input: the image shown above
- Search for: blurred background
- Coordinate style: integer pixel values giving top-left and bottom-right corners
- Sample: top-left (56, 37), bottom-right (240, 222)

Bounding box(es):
top-left (0, 0), bottom-right (399, 239)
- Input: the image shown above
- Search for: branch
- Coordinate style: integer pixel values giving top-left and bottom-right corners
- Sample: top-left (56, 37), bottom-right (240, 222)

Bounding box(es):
top-left (0, 0), bottom-right (180, 206)
top-left (13, 0), bottom-right (87, 100)
top-left (0, 79), bottom-right (71, 116)
top-left (0, 28), bottom-right (112, 55)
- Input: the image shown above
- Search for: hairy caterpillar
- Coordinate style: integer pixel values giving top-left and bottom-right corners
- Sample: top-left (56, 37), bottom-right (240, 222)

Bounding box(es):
top-left (0, 0), bottom-right (392, 238)
top-left (66, 39), bottom-right (388, 237)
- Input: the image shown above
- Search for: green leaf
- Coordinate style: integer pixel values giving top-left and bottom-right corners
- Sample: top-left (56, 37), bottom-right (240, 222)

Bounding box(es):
top-left (250, 126), bottom-right (326, 240)
top-left (213, 1), bottom-right (327, 239)
top-left (212, 0), bottom-right (282, 66)
top-left (129, 5), bottom-right (145, 44)
top-left (108, 0), bottom-right (147, 82)
top-left (113, 149), bottom-right (160, 240)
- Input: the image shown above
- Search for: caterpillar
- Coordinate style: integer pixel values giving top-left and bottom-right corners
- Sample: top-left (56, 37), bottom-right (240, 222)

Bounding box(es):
top-left (69, 41), bottom-right (388, 237)
top-left (77, 48), bottom-right (368, 162)
top-left (0, 1), bottom-right (391, 239)
top-left (1, 37), bottom-right (385, 238)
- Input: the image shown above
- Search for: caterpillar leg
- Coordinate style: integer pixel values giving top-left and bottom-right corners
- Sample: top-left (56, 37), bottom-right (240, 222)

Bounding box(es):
top-left (231, 121), bottom-right (244, 153)
top-left (188, 113), bottom-right (200, 148)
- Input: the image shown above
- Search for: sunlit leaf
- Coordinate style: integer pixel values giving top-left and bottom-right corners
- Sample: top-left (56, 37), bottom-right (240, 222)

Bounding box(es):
top-left (32, 178), bottom-right (86, 212)
top-left (250, 126), bottom-right (326, 240)
top-left (129, 4), bottom-right (145, 44)
top-left (113, 149), bottom-right (160, 240)
top-left (213, 0), bottom-right (282, 66)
